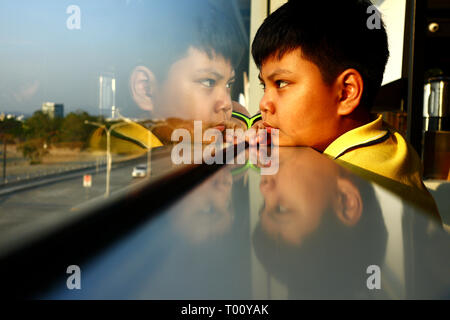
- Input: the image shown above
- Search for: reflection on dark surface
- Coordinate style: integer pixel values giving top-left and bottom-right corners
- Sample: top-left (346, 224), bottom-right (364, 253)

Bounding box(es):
top-left (39, 148), bottom-right (450, 299)
top-left (172, 168), bottom-right (234, 244)
top-left (254, 148), bottom-right (388, 299)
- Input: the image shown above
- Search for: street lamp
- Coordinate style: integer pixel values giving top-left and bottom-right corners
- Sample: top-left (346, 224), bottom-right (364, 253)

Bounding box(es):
top-left (85, 120), bottom-right (129, 197)
top-left (116, 110), bottom-right (154, 178)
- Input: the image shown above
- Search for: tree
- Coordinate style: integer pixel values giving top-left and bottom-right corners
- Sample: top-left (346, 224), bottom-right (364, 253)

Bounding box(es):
top-left (59, 111), bottom-right (99, 148)
top-left (23, 111), bottom-right (59, 141)
top-left (0, 117), bottom-right (23, 138)
top-left (14, 109), bottom-right (102, 163)
top-left (0, 117), bottom-right (24, 180)
top-left (18, 138), bottom-right (49, 164)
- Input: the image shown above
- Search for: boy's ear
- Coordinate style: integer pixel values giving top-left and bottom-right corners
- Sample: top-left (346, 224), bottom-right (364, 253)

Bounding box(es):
top-left (129, 66), bottom-right (157, 112)
top-left (332, 177), bottom-right (362, 227)
top-left (335, 69), bottom-right (363, 116)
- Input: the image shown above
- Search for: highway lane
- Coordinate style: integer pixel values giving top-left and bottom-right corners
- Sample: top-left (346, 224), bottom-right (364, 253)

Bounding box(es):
top-left (0, 154), bottom-right (176, 235)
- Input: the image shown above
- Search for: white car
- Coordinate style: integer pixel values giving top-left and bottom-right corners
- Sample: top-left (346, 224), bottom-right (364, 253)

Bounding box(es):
top-left (132, 164), bottom-right (147, 178)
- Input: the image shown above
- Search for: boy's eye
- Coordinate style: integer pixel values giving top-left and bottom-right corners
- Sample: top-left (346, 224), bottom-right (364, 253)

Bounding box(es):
top-left (199, 79), bottom-right (216, 88)
top-left (276, 80), bottom-right (288, 88)
top-left (276, 204), bottom-right (289, 214)
top-left (259, 82), bottom-right (266, 90)
top-left (226, 80), bottom-right (235, 89)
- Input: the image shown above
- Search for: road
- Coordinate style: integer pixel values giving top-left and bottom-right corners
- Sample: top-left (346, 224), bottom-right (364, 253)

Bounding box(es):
top-left (0, 153), bottom-right (176, 235)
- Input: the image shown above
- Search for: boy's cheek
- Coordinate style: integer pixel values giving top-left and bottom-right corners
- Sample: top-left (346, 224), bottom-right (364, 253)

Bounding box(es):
top-left (225, 109), bottom-right (233, 121)
top-left (276, 131), bottom-right (301, 147)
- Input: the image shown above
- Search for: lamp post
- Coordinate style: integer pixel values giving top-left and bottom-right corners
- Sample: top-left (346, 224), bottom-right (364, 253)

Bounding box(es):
top-left (116, 110), bottom-right (153, 178)
top-left (85, 120), bottom-right (129, 197)
top-left (2, 135), bottom-right (7, 184)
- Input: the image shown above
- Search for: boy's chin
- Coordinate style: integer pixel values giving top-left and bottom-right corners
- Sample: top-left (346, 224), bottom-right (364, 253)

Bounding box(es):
top-left (272, 132), bottom-right (321, 149)
top-left (273, 133), bottom-right (302, 147)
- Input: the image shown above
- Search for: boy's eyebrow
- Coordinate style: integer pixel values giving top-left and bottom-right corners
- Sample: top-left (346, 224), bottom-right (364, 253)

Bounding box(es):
top-left (195, 68), bottom-right (225, 80)
top-left (260, 69), bottom-right (293, 81)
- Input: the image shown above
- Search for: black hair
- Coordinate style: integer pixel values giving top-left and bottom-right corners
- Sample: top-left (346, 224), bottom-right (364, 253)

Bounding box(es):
top-left (252, 170), bottom-right (388, 299)
top-left (251, 0), bottom-right (389, 109)
top-left (132, 0), bottom-right (245, 82)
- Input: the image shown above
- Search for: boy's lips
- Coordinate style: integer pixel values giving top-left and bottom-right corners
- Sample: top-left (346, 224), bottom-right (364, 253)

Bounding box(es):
top-left (212, 122), bottom-right (226, 131)
top-left (263, 122), bottom-right (276, 133)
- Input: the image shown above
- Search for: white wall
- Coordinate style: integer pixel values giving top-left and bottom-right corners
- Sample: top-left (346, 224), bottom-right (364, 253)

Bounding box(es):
top-left (376, 0), bottom-right (407, 85)
top-left (248, 0), bottom-right (288, 116)
top-left (269, 0), bottom-right (285, 13)
top-left (247, 0), bottom-right (267, 115)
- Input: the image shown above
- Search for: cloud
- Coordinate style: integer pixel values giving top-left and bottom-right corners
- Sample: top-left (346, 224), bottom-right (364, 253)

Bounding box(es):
top-left (13, 80), bottom-right (41, 103)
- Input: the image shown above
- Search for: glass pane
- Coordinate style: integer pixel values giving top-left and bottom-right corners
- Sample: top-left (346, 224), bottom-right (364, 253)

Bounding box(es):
top-left (0, 0), bottom-right (251, 236)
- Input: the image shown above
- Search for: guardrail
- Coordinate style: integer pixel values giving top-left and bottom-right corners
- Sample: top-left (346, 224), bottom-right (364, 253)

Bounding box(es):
top-left (0, 147), bottom-right (170, 197)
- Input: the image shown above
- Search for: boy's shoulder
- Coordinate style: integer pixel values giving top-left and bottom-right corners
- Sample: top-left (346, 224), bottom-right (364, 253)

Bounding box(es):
top-left (89, 121), bottom-right (164, 153)
top-left (325, 116), bottom-right (442, 222)
top-left (324, 115), bottom-right (424, 190)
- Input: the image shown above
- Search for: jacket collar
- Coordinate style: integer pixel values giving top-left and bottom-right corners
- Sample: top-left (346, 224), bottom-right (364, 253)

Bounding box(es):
top-left (324, 115), bottom-right (390, 159)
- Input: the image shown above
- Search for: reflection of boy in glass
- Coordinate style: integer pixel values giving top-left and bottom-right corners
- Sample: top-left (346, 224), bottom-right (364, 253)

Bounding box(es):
top-left (171, 168), bottom-right (234, 244)
top-left (253, 148), bottom-right (388, 299)
top-left (128, 0), bottom-right (249, 142)
top-left (89, 0), bottom-right (249, 152)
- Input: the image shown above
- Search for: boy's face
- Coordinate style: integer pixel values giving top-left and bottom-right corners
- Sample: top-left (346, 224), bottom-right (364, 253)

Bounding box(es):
top-left (258, 49), bottom-right (341, 151)
top-left (259, 148), bottom-right (337, 245)
top-left (258, 148), bottom-right (362, 246)
top-left (173, 168), bottom-right (233, 243)
top-left (154, 47), bottom-right (235, 126)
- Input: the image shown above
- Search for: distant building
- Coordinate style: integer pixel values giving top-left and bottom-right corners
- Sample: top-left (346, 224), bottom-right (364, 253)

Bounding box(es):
top-left (98, 73), bottom-right (116, 119)
top-left (0, 112), bottom-right (26, 121)
top-left (42, 102), bottom-right (64, 119)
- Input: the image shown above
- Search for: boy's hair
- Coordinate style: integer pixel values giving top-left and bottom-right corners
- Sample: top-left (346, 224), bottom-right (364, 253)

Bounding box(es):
top-left (251, 0), bottom-right (389, 109)
top-left (132, 0), bottom-right (245, 82)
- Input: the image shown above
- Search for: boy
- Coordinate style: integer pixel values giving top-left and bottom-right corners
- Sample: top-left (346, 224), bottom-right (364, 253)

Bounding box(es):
top-left (132, 0), bottom-right (253, 136)
top-left (251, 0), bottom-right (431, 193)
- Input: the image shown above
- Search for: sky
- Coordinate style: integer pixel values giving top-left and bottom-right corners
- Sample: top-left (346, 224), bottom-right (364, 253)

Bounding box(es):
top-left (0, 0), bottom-right (177, 118)
top-left (0, 0), bottom-right (247, 118)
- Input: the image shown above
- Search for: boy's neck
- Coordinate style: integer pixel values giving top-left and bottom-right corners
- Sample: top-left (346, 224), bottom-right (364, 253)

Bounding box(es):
top-left (340, 109), bottom-right (373, 133)
top-left (318, 109), bottom-right (373, 152)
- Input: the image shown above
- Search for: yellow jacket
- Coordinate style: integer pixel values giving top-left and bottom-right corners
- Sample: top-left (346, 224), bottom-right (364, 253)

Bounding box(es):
top-left (324, 115), bottom-right (441, 221)
top-left (89, 121), bottom-right (163, 154)
top-left (324, 115), bottom-right (424, 189)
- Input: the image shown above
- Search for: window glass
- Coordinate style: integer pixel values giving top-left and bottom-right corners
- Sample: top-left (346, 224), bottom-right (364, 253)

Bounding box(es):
top-left (0, 0), bottom-right (250, 236)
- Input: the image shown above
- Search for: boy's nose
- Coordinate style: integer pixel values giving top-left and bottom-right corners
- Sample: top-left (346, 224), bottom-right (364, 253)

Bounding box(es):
top-left (259, 93), bottom-right (275, 114)
top-left (214, 91), bottom-right (232, 114)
